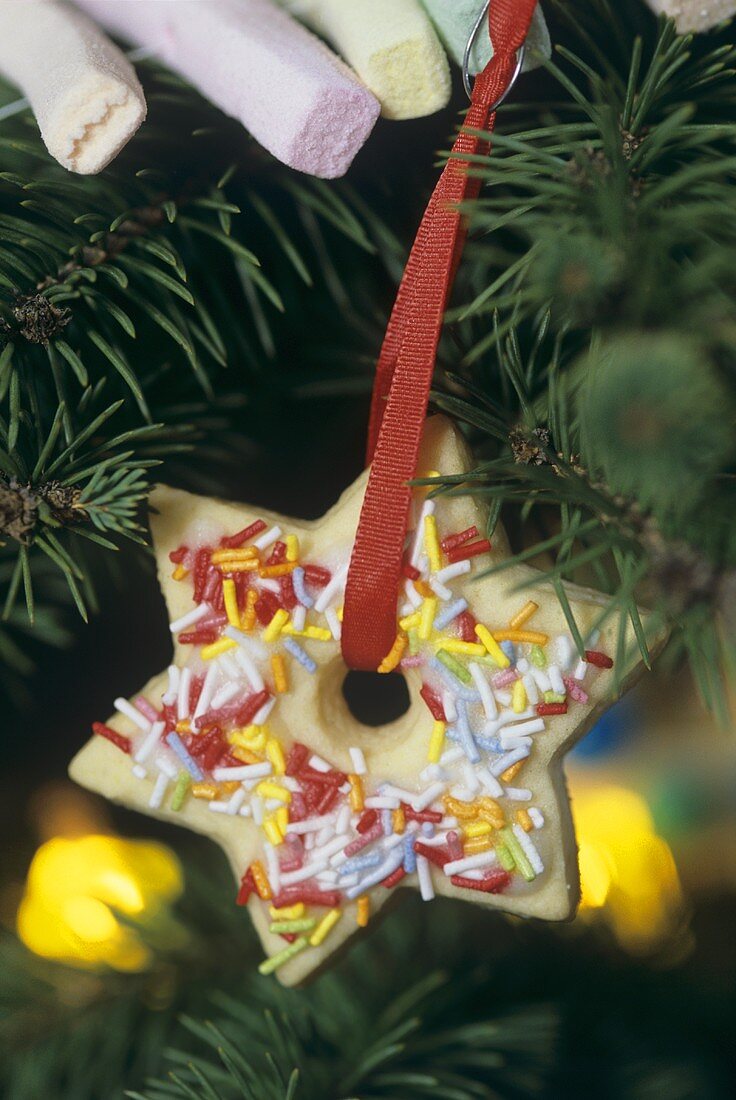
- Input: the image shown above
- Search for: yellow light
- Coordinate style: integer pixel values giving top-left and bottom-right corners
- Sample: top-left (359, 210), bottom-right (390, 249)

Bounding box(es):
top-left (17, 835), bottom-right (183, 972)
top-left (572, 781), bottom-right (684, 953)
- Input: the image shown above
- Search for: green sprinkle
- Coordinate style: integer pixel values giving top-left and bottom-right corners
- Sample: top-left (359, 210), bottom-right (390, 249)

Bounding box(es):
top-left (258, 936), bottom-right (309, 976)
top-left (544, 691), bottom-right (566, 704)
top-left (269, 918), bottom-right (317, 935)
top-left (500, 827), bottom-right (536, 882)
top-left (170, 772), bottom-right (189, 812)
top-left (496, 842), bottom-right (516, 872)
top-left (436, 649), bottom-right (472, 684)
top-left (531, 644), bottom-right (547, 668)
top-left (408, 628), bottom-right (420, 656)
top-left (475, 653), bottom-right (503, 670)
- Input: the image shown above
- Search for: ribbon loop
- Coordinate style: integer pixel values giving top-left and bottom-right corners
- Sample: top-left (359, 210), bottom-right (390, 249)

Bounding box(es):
top-left (341, 0), bottom-right (537, 672)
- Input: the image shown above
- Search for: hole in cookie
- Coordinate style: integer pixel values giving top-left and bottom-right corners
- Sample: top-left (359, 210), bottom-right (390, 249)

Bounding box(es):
top-left (341, 671), bottom-right (410, 728)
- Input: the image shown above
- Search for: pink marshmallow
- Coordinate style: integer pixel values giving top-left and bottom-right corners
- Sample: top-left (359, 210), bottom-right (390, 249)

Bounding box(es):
top-left (74, 0), bottom-right (380, 177)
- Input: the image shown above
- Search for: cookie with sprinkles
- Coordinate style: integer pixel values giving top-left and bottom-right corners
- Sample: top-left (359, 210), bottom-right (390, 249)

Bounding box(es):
top-left (70, 417), bottom-right (662, 985)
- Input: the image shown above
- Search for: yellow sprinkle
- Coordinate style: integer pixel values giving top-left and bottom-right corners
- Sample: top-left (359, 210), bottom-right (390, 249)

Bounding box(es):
top-left (231, 746), bottom-right (261, 765)
top-left (220, 781), bottom-right (240, 796)
top-left (512, 678), bottom-right (527, 713)
top-left (285, 534), bottom-right (299, 562)
top-left (222, 578), bottom-right (240, 627)
top-left (399, 611), bottom-right (421, 632)
top-left (464, 819), bottom-right (494, 839)
top-left (266, 737), bottom-right (286, 775)
top-left (271, 653), bottom-right (288, 694)
top-left (263, 608), bottom-right (289, 643)
top-left (251, 860), bottom-right (272, 900)
top-left (474, 624), bottom-right (510, 668)
top-left (424, 513), bottom-right (442, 572)
top-left (211, 548), bottom-right (258, 563)
top-left (175, 720), bottom-right (191, 734)
top-left (418, 597), bottom-right (437, 641)
top-left (275, 806), bottom-right (289, 833)
top-left (443, 795), bottom-right (478, 820)
top-left (436, 638), bottom-right (485, 657)
top-left (502, 759), bottom-right (526, 783)
top-left (242, 588), bottom-right (257, 632)
top-left (392, 805), bottom-right (406, 834)
top-left (309, 907), bottom-right (342, 947)
top-left (349, 773), bottom-right (365, 813)
top-left (428, 720), bottom-right (445, 764)
top-left (378, 634), bottom-right (407, 673)
top-left (478, 797), bottom-right (505, 829)
top-left (464, 836), bottom-right (494, 855)
top-left (259, 562), bottom-right (296, 578)
top-left (229, 726), bottom-right (266, 752)
top-left (172, 564), bottom-right (189, 581)
top-left (269, 902), bottom-right (305, 920)
top-left (516, 808), bottom-right (534, 832)
top-left (191, 783), bottom-right (220, 800)
top-left (493, 629), bottom-right (549, 645)
top-left (257, 781), bottom-right (291, 803)
top-left (263, 816), bottom-right (283, 846)
top-left (283, 624), bottom-right (332, 641)
top-left (217, 559), bottom-right (259, 573)
top-left (509, 600), bottom-right (539, 630)
top-left (356, 895), bottom-right (370, 927)
top-left (337, 606), bottom-right (344, 622)
top-left (201, 638), bottom-right (237, 660)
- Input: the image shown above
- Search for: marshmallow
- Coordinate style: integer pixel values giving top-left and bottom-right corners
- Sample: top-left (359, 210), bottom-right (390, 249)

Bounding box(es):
top-left (419, 0), bottom-right (550, 76)
top-left (0, 0), bottom-right (146, 173)
top-left (282, 0), bottom-right (451, 119)
top-left (75, 0), bottom-right (380, 178)
top-left (645, 0), bottom-right (736, 31)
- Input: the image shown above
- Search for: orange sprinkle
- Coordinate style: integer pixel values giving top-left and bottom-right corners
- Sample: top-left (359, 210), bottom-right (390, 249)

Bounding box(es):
top-left (242, 588), bottom-right (258, 631)
top-left (463, 836), bottom-right (494, 855)
top-left (413, 579), bottom-right (434, 599)
top-left (478, 797), bottom-right (505, 829)
top-left (378, 633), bottom-right (407, 674)
top-left (191, 783), bottom-right (220, 800)
top-left (357, 895), bottom-right (370, 927)
top-left (250, 860), bottom-right (272, 900)
top-left (171, 564), bottom-right (189, 581)
top-left (231, 746), bottom-right (262, 765)
top-left (516, 808), bottom-right (534, 832)
top-left (175, 720), bottom-right (191, 734)
top-left (443, 795), bottom-right (478, 820)
top-left (349, 774), bottom-right (365, 813)
top-left (392, 805), bottom-right (406, 835)
top-left (492, 629), bottom-right (549, 645)
top-left (220, 781), bottom-right (241, 796)
top-left (259, 562), bottom-right (297, 578)
top-left (501, 759), bottom-right (525, 783)
top-left (508, 600), bottom-right (539, 630)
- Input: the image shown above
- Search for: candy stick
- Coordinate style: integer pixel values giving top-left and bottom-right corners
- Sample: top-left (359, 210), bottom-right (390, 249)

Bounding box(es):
top-left (419, 0), bottom-right (550, 75)
top-left (0, 0), bottom-right (145, 173)
top-left (74, 0), bottom-right (380, 178)
top-left (282, 0), bottom-right (450, 119)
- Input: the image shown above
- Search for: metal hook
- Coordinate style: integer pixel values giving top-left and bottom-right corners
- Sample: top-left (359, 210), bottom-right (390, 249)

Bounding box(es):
top-left (462, 0), bottom-right (526, 108)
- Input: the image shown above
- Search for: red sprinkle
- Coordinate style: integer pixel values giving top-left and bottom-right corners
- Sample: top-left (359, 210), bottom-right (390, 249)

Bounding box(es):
top-left (420, 683), bottom-right (446, 722)
top-left (188, 674), bottom-right (204, 716)
top-left (169, 545), bottom-right (189, 564)
top-left (382, 866), bottom-right (407, 888)
top-left (267, 541), bottom-right (287, 565)
top-left (457, 611), bottom-right (477, 643)
top-left (221, 520), bottom-right (267, 549)
top-left (255, 590), bottom-right (281, 626)
top-left (451, 870), bottom-right (511, 894)
top-left (235, 690), bottom-right (270, 726)
top-left (279, 573), bottom-right (297, 609)
top-left (178, 628), bottom-right (220, 645)
top-left (446, 539), bottom-right (492, 564)
top-left (440, 525), bottom-right (479, 553)
top-left (303, 564), bottom-right (331, 588)
top-left (413, 841), bottom-right (451, 869)
top-left (404, 806), bottom-right (443, 824)
top-left (271, 888), bottom-right (341, 908)
top-left (446, 830), bottom-right (464, 860)
top-left (585, 649), bottom-right (614, 669)
top-left (236, 868), bottom-right (255, 905)
top-left (193, 546), bottom-right (213, 602)
top-left (357, 809), bottom-right (379, 834)
top-left (93, 722), bottom-right (132, 754)
top-left (401, 553), bottom-right (420, 581)
top-left (537, 702), bottom-right (568, 716)
top-left (286, 743), bottom-right (309, 776)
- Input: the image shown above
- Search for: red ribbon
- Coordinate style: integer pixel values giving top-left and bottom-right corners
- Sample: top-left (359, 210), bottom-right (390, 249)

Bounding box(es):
top-left (341, 0), bottom-right (537, 671)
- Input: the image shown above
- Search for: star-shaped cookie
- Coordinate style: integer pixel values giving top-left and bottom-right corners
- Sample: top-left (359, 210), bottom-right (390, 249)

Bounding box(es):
top-left (70, 416), bottom-right (658, 985)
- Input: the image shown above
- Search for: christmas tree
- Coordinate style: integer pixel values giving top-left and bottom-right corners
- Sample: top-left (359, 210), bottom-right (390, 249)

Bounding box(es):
top-left (1, 1), bottom-right (735, 1097)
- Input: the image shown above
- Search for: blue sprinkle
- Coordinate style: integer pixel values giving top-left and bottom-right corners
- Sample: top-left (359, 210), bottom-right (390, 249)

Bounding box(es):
top-left (381, 808), bottom-right (393, 836)
top-left (283, 637), bottom-right (316, 673)
top-left (346, 848), bottom-right (404, 899)
top-left (339, 850), bottom-right (382, 875)
top-left (456, 700), bottom-right (480, 764)
top-left (428, 657), bottom-right (481, 702)
top-left (166, 731), bottom-right (203, 781)
top-left (291, 566), bottom-right (314, 609)
top-left (421, 821), bottom-right (435, 837)
top-left (475, 733), bottom-right (503, 754)
top-left (403, 833), bottom-right (417, 874)
top-left (433, 597), bottom-right (468, 632)
top-left (500, 640), bottom-right (516, 664)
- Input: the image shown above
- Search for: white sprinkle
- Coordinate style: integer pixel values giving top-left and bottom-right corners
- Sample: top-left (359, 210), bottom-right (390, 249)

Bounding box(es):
top-left (212, 762), bottom-right (271, 781)
top-left (258, 579), bottom-right (281, 593)
top-left (349, 746), bottom-right (367, 775)
top-left (338, 781), bottom-right (351, 794)
top-left (554, 633), bottom-right (574, 670)
top-left (208, 800), bottom-right (228, 814)
top-left (155, 752), bottom-right (178, 779)
top-left (317, 869), bottom-right (339, 884)
top-left (490, 747), bottom-right (529, 777)
top-left (512, 823), bottom-right (544, 874)
top-left (420, 763), bottom-right (446, 784)
top-left (382, 831), bottom-right (405, 850)
top-left (193, 662), bottom-right (219, 724)
top-left (416, 854), bottom-right (435, 900)
top-left (315, 824), bottom-right (334, 846)
top-left (469, 662), bottom-right (497, 720)
top-left (223, 628), bottom-right (265, 690)
top-left (522, 674), bottom-right (540, 705)
top-left (148, 772), bottom-right (168, 809)
top-left (325, 607), bottom-right (341, 640)
top-left (132, 764), bottom-right (146, 779)
top-left (253, 697), bottom-right (275, 725)
top-left (440, 746), bottom-right (464, 767)
top-left (403, 580), bottom-right (422, 609)
top-left (461, 760), bottom-right (481, 793)
top-left (219, 652), bottom-right (241, 679)
top-left (336, 805), bottom-right (351, 834)
top-left (449, 786), bottom-right (476, 802)
top-left (529, 666), bottom-right (552, 693)
top-left (280, 859), bottom-right (328, 886)
top-left (238, 804), bottom-right (252, 818)
top-left (309, 754), bottom-right (331, 772)
top-left (114, 697), bottom-right (151, 732)
top-left (440, 815), bottom-right (458, 829)
top-left (573, 658), bottom-right (588, 681)
top-left (476, 767), bottom-right (503, 797)
top-left (134, 721), bottom-right (165, 764)
top-left (287, 813), bottom-right (338, 834)
top-left (211, 681), bottom-right (239, 710)
top-left (505, 787), bottom-right (532, 801)
top-left (429, 577), bottom-right (452, 601)
top-left (364, 795), bottom-right (400, 810)
top-left (444, 850), bottom-right (498, 876)
top-left (411, 781), bottom-right (446, 812)
top-left (162, 665), bottom-right (180, 705)
top-left (528, 807), bottom-right (545, 829)
top-left (305, 831), bottom-right (315, 851)
top-left (416, 831), bottom-right (451, 847)
top-left (264, 842), bottom-right (281, 894)
top-left (435, 559), bottom-right (471, 584)
top-left (410, 500), bottom-right (435, 568)
top-left (494, 689), bottom-right (512, 707)
top-left (499, 718), bottom-right (545, 738)
top-left (400, 600), bottom-right (415, 616)
top-left (381, 783), bottom-right (416, 803)
top-left (314, 562), bottom-right (348, 613)
top-left (547, 663), bottom-right (566, 695)
top-left (177, 667), bottom-right (192, 722)
top-left (253, 524), bottom-right (282, 550)
top-left (499, 735), bottom-right (533, 752)
top-left (442, 691), bottom-right (458, 723)
top-left (168, 602), bottom-right (209, 634)
top-left (291, 603), bottom-right (307, 632)
top-left (251, 795), bottom-right (264, 825)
